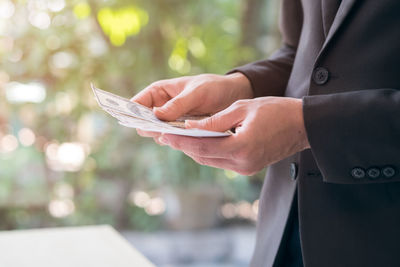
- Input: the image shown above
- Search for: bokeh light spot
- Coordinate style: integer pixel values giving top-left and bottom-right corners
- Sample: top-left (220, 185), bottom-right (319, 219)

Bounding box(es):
top-left (73, 3), bottom-right (91, 19)
top-left (145, 197), bottom-right (166, 216)
top-left (168, 37), bottom-right (191, 74)
top-left (5, 82), bottom-right (46, 103)
top-left (47, 0), bottom-right (66, 13)
top-left (224, 169), bottom-right (239, 179)
top-left (57, 143), bottom-right (86, 171)
top-left (0, 0), bottom-right (15, 19)
top-left (221, 203), bottom-right (236, 219)
top-left (48, 199), bottom-right (75, 218)
top-left (18, 128), bottom-right (36, 147)
top-left (97, 6), bottom-right (148, 46)
top-left (45, 142), bottom-right (88, 172)
top-left (0, 134), bottom-right (19, 153)
top-left (29, 11), bottom-right (51, 29)
top-left (129, 191), bottom-right (150, 208)
top-left (188, 37), bottom-right (206, 58)
top-left (51, 51), bottom-right (76, 69)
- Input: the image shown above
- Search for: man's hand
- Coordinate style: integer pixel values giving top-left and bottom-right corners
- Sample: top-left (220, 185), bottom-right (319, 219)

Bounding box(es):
top-left (131, 73), bottom-right (252, 142)
top-left (158, 97), bottom-right (311, 175)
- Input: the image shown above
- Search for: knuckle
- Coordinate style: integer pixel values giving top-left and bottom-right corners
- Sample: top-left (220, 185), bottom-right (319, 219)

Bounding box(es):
top-left (204, 117), bottom-right (216, 129)
top-left (169, 98), bottom-right (184, 111)
top-left (231, 100), bottom-right (249, 112)
top-left (234, 99), bottom-right (249, 107)
top-left (150, 85), bottom-right (164, 95)
top-left (149, 80), bottom-right (169, 92)
top-left (151, 78), bottom-right (169, 86)
top-left (235, 99), bottom-right (245, 105)
top-left (149, 81), bottom-right (161, 90)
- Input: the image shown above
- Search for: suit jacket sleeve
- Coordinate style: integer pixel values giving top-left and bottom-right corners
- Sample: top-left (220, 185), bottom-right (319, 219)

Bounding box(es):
top-left (228, 0), bottom-right (303, 97)
top-left (303, 89), bottom-right (400, 184)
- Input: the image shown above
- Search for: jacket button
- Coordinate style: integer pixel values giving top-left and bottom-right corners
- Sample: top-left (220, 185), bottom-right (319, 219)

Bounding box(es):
top-left (351, 167), bottom-right (365, 179)
top-left (290, 162), bottom-right (298, 180)
top-left (382, 166), bottom-right (396, 178)
top-left (367, 168), bottom-right (380, 179)
top-left (312, 67), bottom-right (330, 85)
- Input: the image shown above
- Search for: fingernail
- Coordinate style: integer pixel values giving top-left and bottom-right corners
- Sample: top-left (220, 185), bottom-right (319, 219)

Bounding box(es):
top-left (159, 136), bottom-right (169, 145)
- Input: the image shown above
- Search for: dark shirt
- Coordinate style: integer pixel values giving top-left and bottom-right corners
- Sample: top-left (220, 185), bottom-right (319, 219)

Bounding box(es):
top-left (274, 191), bottom-right (303, 267)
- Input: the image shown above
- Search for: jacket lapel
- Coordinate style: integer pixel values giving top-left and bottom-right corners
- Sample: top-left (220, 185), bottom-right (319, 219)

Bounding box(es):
top-left (320, 0), bottom-right (358, 52)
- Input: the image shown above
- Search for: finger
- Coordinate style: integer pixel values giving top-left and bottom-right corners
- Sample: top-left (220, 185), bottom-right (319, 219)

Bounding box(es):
top-left (153, 91), bottom-right (197, 121)
top-left (154, 137), bottom-right (167, 146)
top-left (188, 154), bottom-right (236, 170)
top-left (130, 87), bottom-right (154, 108)
top-left (189, 154), bottom-right (257, 176)
top-left (182, 150), bottom-right (228, 160)
top-left (131, 84), bottom-right (171, 108)
top-left (159, 134), bottom-right (237, 159)
top-left (136, 129), bottom-right (162, 138)
top-left (185, 105), bottom-right (244, 132)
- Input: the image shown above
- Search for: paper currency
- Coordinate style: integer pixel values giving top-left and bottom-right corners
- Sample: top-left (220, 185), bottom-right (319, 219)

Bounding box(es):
top-left (91, 83), bottom-right (231, 137)
top-left (91, 84), bottom-right (162, 123)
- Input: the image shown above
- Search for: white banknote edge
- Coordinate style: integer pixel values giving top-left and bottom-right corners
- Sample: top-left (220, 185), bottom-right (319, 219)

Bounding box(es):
top-left (91, 83), bottom-right (163, 123)
top-left (119, 121), bottom-right (230, 137)
top-left (112, 110), bottom-right (230, 137)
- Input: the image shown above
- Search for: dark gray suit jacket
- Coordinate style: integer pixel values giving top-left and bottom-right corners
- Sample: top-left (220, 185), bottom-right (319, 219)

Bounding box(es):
top-left (232, 0), bottom-right (400, 266)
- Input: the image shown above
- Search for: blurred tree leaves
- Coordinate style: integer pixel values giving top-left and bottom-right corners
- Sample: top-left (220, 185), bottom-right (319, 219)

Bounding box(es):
top-left (0, 0), bottom-right (279, 230)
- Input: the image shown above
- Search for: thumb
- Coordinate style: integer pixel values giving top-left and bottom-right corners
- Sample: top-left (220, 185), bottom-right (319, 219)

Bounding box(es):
top-left (154, 94), bottom-right (193, 121)
top-left (185, 108), bottom-right (242, 133)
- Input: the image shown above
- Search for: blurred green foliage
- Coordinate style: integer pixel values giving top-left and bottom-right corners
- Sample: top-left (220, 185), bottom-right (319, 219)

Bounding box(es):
top-left (0, 0), bottom-right (279, 231)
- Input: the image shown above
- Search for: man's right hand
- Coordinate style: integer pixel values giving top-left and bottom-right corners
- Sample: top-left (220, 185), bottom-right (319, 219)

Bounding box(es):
top-left (130, 72), bottom-right (253, 141)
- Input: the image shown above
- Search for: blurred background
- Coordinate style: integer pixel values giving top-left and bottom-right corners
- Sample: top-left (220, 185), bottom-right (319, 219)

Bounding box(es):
top-left (0, 0), bottom-right (280, 266)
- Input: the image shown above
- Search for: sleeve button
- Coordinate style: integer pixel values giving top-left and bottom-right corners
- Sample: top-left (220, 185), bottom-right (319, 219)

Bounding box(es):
top-left (351, 167), bottom-right (366, 179)
top-left (312, 67), bottom-right (330, 85)
top-left (367, 168), bottom-right (380, 179)
top-left (382, 166), bottom-right (396, 178)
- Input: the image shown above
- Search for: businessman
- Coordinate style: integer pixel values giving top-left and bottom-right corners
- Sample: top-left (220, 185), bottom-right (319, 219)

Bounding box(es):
top-left (132, 0), bottom-right (400, 266)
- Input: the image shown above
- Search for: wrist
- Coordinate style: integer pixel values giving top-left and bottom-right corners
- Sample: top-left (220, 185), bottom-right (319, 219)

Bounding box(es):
top-left (294, 99), bottom-right (311, 150)
top-left (226, 72), bottom-right (253, 100)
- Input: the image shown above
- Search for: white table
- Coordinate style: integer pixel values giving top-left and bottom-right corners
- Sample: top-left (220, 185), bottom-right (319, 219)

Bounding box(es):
top-left (0, 225), bottom-right (155, 267)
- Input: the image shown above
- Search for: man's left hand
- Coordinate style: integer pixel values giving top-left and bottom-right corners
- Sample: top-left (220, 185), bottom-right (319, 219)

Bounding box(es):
top-left (158, 97), bottom-right (311, 175)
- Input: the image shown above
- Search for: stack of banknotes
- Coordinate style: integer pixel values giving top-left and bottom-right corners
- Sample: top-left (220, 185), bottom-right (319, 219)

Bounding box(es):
top-left (91, 83), bottom-right (231, 137)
